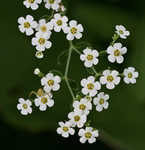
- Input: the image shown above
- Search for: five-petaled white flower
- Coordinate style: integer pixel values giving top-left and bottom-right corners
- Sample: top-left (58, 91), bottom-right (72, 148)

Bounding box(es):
top-left (51, 13), bottom-right (68, 32)
top-left (93, 92), bottom-right (109, 112)
top-left (57, 121), bottom-right (75, 138)
top-left (80, 48), bottom-right (99, 68)
top-left (41, 73), bottom-right (61, 92)
top-left (100, 70), bottom-right (121, 89)
top-left (68, 111), bottom-right (87, 128)
top-left (32, 32), bottom-right (52, 51)
top-left (64, 20), bottom-right (84, 40)
top-left (78, 127), bottom-right (99, 144)
top-left (18, 15), bottom-right (37, 36)
top-left (23, 0), bottom-right (42, 10)
top-left (44, 0), bottom-right (61, 11)
top-left (123, 67), bottom-right (139, 84)
top-left (73, 98), bottom-right (92, 115)
top-left (37, 19), bottom-right (53, 35)
top-left (81, 76), bottom-right (101, 97)
top-left (107, 43), bottom-right (127, 64)
top-left (17, 98), bottom-right (32, 115)
top-left (34, 93), bottom-right (54, 111)
top-left (115, 25), bottom-right (130, 39)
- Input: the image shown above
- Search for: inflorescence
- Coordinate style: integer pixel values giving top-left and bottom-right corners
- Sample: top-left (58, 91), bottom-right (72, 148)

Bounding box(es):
top-left (17, 0), bottom-right (139, 144)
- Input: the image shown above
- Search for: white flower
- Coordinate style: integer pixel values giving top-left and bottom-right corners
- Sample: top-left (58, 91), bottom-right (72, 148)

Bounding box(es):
top-left (18, 15), bottom-right (37, 36)
top-left (115, 25), bottom-right (130, 39)
top-left (35, 51), bottom-right (44, 59)
top-left (17, 98), bottom-right (32, 115)
top-left (80, 48), bottom-right (99, 68)
top-left (41, 73), bottom-right (61, 92)
top-left (34, 68), bottom-right (40, 75)
top-left (23, 0), bottom-right (42, 10)
top-left (34, 93), bottom-right (54, 111)
top-left (81, 76), bottom-right (101, 97)
top-left (123, 67), bottom-right (139, 84)
top-left (44, 0), bottom-right (61, 11)
top-left (100, 70), bottom-right (121, 89)
top-left (32, 32), bottom-right (52, 51)
top-left (73, 98), bottom-right (92, 115)
top-left (78, 127), bottom-right (99, 144)
top-left (57, 121), bottom-right (75, 138)
top-left (51, 13), bottom-right (68, 32)
top-left (93, 92), bottom-right (109, 112)
top-left (107, 43), bottom-right (127, 64)
top-left (36, 19), bottom-right (53, 35)
top-left (68, 111), bottom-right (87, 128)
top-left (64, 20), bottom-right (84, 40)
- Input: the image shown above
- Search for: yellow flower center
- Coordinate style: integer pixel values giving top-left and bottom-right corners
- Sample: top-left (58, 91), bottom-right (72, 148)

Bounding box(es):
top-left (114, 49), bottom-right (120, 56)
top-left (87, 83), bottom-right (94, 90)
top-left (74, 115), bottom-right (80, 122)
top-left (70, 27), bottom-right (77, 34)
top-left (41, 97), bottom-right (48, 104)
top-left (99, 98), bottom-right (104, 105)
top-left (47, 80), bottom-right (54, 86)
top-left (107, 75), bottom-right (114, 82)
top-left (128, 72), bottom-right (133, 78)
top-left (87, 54), bottom-right (93, 61)
top-left (63, 126), bottom-right (69, 132)
top-left (24, 22), bottom-right (30, 28)
top-left (38, 38), bottom-right (45, 45)
top-left (28, 0), bottom-right (35, 3)
top-left (56, 20), bottom-right (63, 26)
top-left (22, 104), bottom-right (28, 109)
top-left (119, 30), bottom-right (124, 34)
top-left (40, 25), bottom-right (47, 32)
top-left (85, 132), bottom-right (92, 139)
top-left (79, 104), bottom-right (86, 110)
top-left (49, 0), bottom-right (54, 4)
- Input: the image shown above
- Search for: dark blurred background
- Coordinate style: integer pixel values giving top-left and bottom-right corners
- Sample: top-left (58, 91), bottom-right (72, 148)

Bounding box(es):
top-left (0, 0), bottom-right (145, 149)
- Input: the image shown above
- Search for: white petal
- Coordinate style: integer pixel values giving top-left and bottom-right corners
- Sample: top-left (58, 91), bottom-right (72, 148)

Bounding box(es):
top-left (69, 20), bottom-right (77, 27)
top-left (88, 137), bottom-right (96, 144)
top-left (80, 137), bottom-right (87, 143)
top-left (66, 34), bottom-right (74, 41)
top-left (106, 83), bottom-right (115, 89)
top-left (75, 33), bottom-right (82, 39)
top-left (47, 100), bottom-right (54, 107)
top-left (57, 127), bottom-right (62, 134)
top-left (108, 55), bottom-right (115, 63)
top-left (78, 129), bottom-right (85, 136)
top-left (40, 104), bottom-right (47, 111)
top-left (96, 105), bottom-right (103, 112)
top-left (100, 77), bottom-right (106, 85)
top-left (52, 84), bottom-right (60, 91)
top-left (116, 56), bottom-right (124, 64)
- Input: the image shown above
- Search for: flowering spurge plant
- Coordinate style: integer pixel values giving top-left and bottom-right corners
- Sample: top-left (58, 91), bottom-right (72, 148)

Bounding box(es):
top-left (17, 0), bottom-right (139, 144)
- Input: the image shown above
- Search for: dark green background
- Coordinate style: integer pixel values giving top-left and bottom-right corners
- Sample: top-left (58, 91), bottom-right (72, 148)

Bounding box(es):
top-left (0, 0), bottom-right (145, 149)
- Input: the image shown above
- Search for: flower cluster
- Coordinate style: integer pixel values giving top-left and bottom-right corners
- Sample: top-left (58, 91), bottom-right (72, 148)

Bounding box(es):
top-left (17, 71), bottom-right (61, 114)
top-left (18, 1), bottom-right (84, 59)
top-left (17, 0), bottom-right (139, 145)
top-left (57, 96), bottom-right (99, 143)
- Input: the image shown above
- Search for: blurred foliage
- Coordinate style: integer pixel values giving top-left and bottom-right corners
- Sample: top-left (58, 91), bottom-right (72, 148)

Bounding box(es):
top-left (0, 0), bottom-right (145, 150)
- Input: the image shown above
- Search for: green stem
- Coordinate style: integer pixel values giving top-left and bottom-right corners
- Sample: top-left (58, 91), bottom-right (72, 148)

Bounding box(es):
top-left (92, 67), bottom-right (97, 74)
top-left (72, 47), bottom-right (81, 55)
top-left (64, 41), bottom-right (75, 100)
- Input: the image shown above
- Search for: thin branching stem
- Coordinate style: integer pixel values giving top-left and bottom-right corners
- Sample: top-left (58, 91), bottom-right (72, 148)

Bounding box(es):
top-left (64, 41), bottom-right (75, 100)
